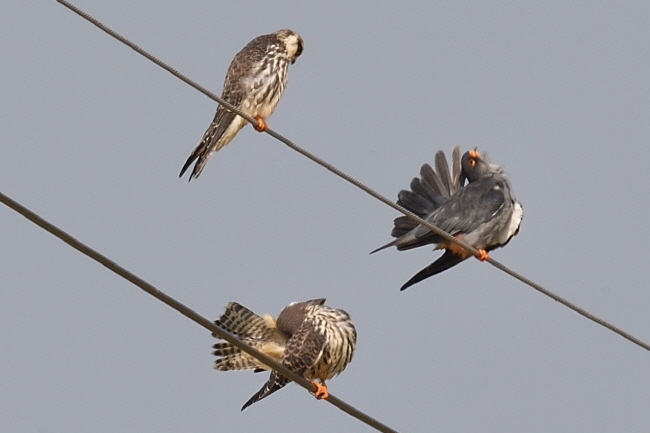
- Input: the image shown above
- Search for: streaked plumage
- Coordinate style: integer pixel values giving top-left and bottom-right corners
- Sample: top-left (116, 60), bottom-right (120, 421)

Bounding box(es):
top-left (211, 298), bottom-right (357, 411)
top-left (372, 147), bottom-right (523, 290)
top-left (212, 302), bottom-right (287, 372)
top-left (180, 29), bottom-right (303, 180)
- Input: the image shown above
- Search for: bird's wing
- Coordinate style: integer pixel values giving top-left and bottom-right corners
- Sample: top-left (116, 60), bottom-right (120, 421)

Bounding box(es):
top-left (203, 74), bottom-right (246, 145)
top-left (282, 318), bottom-right (327, 375)
top-left (240, 319), bottom-right (325, 410)
top-left (414, 178), bottom-right (506, 240)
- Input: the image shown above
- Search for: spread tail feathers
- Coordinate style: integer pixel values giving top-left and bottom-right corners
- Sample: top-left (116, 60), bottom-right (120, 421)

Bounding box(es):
top-left (215, 302), bottom-right (271, 339)
top-left (372, 147), bottom-right (462, 254)
top-left (212, 302), bottom-right (285, 372)
top-left (390, 146), bottom-right (462, 238)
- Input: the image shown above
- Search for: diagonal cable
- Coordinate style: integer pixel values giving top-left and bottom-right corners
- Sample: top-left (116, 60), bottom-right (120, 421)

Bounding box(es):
top-left (0, 190), bottom-right (399, 433)
top-left (53, 0), bottom-right (650, 353)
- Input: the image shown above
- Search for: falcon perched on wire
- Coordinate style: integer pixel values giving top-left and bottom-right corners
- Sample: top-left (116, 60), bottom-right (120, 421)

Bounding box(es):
top-left (180, 29), bottom-right (304, 180)
top-left (211, 298), bottom-right (357, 411)
top-left (372, 147), bottom-right (523, 290)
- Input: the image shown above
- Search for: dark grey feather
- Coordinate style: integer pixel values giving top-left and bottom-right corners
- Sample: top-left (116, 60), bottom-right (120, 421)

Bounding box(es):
top-left (411, 178), bottom-right (506, 240)
top-left (372, 146), bottom-right (462, 254)
top-left (434, 151), bottom-right (453, 198)
top-left (400, 250), bottom-right (468, 291)
top-left (450, 145), bottom-right (462, 195)
top-left (397, 188), bottom-right (432, 216)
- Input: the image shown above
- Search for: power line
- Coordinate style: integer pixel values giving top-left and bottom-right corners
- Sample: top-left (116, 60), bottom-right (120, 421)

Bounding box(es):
top-left (0, 190), bottom-right (399, 433)
top-left (50, 0), bottom-right (510, 266)
top-left (53, 0), bottom-right (650, 353)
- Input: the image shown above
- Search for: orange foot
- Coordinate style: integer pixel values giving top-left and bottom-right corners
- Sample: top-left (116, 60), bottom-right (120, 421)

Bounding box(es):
top-left (476, 249), bottom-right (489, 261)
top-left (253, 116), bottom-right (268, 132)
top-left (310, 381), bottom-right (329, 399)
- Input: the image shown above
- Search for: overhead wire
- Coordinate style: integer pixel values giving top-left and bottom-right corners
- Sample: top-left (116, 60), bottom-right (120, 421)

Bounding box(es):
top-left (0, 191), bottom-right (399, 433)
top-left (53, 0), bottom-right (650, 353)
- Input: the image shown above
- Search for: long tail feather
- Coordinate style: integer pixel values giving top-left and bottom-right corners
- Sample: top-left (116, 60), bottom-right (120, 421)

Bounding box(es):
top-left (450, 145), bottom-right (462, 195)
top-left (370, 239), bottom-right (397, 254)
top-left (179, 142), bottom-right (209, 180)
top-left (400, 250), bottom-right (467, 291)
top-left (240, 371), bottom-right (290, 411)
top-left (434, 150), bottom-right (453, 198)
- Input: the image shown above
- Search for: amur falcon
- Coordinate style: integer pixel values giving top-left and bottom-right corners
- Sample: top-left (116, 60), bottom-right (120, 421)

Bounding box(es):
top-left (211, 298), bottom-right (357, 410)
top-left (180, 29), bottom-right (303, 180)
top-left (373, 147), bottom-right (523, 290)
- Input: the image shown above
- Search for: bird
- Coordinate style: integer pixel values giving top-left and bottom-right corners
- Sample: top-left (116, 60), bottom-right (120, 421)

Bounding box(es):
top-left (211, 298), bottom-right (357, 411)
top-left (372, 147), bottom-right (523, 290)
top-left (180, 29), bottom-right (304, 180)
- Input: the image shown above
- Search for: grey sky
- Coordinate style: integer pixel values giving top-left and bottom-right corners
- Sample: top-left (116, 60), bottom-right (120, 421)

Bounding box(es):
top-left (2, 1), bottom-right (650, 432)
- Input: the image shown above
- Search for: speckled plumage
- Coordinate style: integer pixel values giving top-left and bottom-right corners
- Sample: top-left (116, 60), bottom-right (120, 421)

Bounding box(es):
top-left (372, 147), bottom-right (523, 290)
top-left (211, 298), bottom-right (357, 411)
top-left (180, 29), bottom-right (303, 180)
top-left (212, 302), bottom-right (286, 371)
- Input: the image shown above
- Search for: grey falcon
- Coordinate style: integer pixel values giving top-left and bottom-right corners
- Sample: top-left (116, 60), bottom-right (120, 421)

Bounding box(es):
top-left (372, 147), bottom-right (523, 291)
top-left (211, 298), bottom-right (357, 411)
top-left (180, 29), bottom-right (303, 180)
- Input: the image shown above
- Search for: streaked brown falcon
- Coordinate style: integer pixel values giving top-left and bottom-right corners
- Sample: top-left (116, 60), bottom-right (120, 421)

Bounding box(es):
top-left (211, 298), bottom-right (357, 411)
top-left (180, 29), bottom-right (303, 180)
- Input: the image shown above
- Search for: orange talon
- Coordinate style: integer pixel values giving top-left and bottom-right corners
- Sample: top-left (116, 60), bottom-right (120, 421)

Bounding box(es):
top-left (476, 249), bottom-right (489, 261)
top-left (253, 116), bottom-right (268, 132)
top-left (310, 381), bottom-right (329, 399)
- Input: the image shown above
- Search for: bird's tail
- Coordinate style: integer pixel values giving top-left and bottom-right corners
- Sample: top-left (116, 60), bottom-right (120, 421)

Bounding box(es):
top-left (371, 146), bottom-right (462, 253)
top-left (240, 370), bottom-right (290, 411)
top-left (400, 250), bottom-right (468, 291)
top-left (180, 109), bottom-right (241, 180)
top-left (212, 302), bottom-right (286, 371)
top-left (392, 145), bottom-right (462, 237)
top-left (179, 138), bottom-right (211, 181)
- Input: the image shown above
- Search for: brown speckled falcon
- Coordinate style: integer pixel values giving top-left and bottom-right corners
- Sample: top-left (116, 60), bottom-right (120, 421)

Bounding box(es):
top-left (180, 29), bottom-right (303, 180)
top-left (211, 298), bottom-right (357, 411)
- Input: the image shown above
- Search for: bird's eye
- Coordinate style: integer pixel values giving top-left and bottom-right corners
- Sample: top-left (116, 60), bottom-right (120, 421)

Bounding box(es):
top-left (469, 158), bottom-right (476, 167)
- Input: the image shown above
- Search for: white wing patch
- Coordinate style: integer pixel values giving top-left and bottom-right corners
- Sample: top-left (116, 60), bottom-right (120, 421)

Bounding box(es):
top-left (498, 201), bottom-right (523, 244)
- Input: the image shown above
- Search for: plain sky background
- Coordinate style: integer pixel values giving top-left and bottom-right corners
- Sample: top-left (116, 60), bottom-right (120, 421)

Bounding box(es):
top-left (2, 1), bottom-right (650, 432)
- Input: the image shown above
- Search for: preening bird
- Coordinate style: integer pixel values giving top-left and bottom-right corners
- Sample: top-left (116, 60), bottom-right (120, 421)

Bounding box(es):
top-left (211, 298), bottom-right (357, 411)
top-left (372, 147), bottom-right (523, 290)
top-left (180, 29), bottom-right (303, 180)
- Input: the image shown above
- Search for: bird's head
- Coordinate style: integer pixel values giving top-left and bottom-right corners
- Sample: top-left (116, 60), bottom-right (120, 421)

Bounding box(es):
top-left (275, 29), bottom-right (303, 64)
top-left (461, 148), bottom-right (503, 182)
